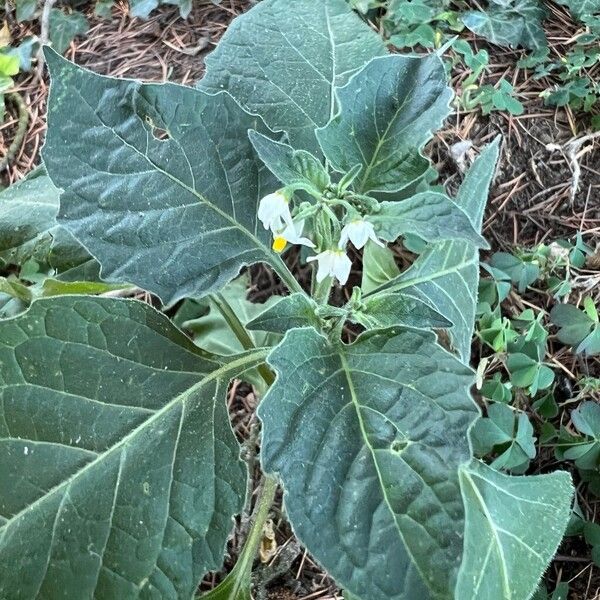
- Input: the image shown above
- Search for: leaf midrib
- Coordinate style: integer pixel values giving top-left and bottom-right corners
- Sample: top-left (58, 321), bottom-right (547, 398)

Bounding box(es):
top-left (338, 350), bottom-right (436, 598)
top-left (0, 348), bottom-right (267, 537)
top-left (461, 470), bottom-right (511, 598)
top-left (66, 85), bottom-right (272, 263)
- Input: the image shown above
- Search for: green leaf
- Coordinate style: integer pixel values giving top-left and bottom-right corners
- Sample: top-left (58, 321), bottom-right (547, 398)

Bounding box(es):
top-left (15, 0), bottom-right (37, 22)
top-left (350, 291), bottom-right (452, 330)
top-left (489, 252), bottom-right (540, 293)
top-left (49, 9), bottom-right (89, 54)
top-left (462, 0), bottom-right (547, 50)
top-left (564, 402), bottom-right (600, 469)
top-left (470, 404), bottom-right (536, 471)
top-left (555, 0), bottom-right (600, 21)
top-left (316, 54), bottom-right (452, 194)
top-left (372, 243), bottom-right (479, 362)
top-left (259, 327), bottom-right (478, 599)
top-left (361, 240), bottom-right (400, 294)
top-left (370, 193), bottom-right (488, 246)
top-left (366, 139), bottom-right (499, 362)
top-left (507, 352), bottom-right (554, 395)
top-left (0, 296), bottom-right (266, 598)
top-left (480, 373), bottom-right (512, 403)
top-left (246, 293), bottom-right (320, 334)
top-left (0, 54), bottom-right (19, 78)
top-left (456, 460), bottom-right (573, 600)
top-left (42, 50), bottom-right (288, 305)
top-left (130, 0), bottom-right (193, 19)
top-left (200, 0), bottom-right (386, 156)
top-left (248, 131), bottom-right (330, 197)
top-left (551, 303), bottom-right (600, 355)
top-left (0, 170), bottom-right (92, 272)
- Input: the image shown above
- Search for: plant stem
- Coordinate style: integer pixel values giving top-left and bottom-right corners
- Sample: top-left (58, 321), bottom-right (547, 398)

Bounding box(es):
top-left (210, 291), bottom-right (274, 385)
top-left (270, 255), bottom-right (304, 296)
top-left (237, 475), bottom-right (278, 584)
top-left (0, 93), bottom-right (28, 172)
top-left (207, 291), bottom-right (279, 594)
top-left (313, 275), bottom-right (333, 304)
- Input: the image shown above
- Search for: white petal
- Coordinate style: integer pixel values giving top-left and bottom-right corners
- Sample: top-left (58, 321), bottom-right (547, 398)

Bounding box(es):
top-left (308, 251), bottom-right (333, 283)
top-left (258, 191), bottom-right (292, 231)
top-left (339, 224), bottom-right (351, 248)
top-left (277, 220), bottom-right (315, 248)
top-left (332, 251), bottom-right (352, 284)
top-left (349, 222), bottom-right (371, 249)
top-left (340, 220), bottom-right (376, 250)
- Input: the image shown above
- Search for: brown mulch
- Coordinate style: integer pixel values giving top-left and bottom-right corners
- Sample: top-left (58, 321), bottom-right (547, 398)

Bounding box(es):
top-left (1, 0), bottom-right (600, 598)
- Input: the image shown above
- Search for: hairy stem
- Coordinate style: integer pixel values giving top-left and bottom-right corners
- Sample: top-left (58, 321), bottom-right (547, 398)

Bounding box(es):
top-left (270, 254), bottom-right (304, 296)
top-left (0, 92), bottom-right (29, 172)
top-left (313, 275), bottom-right (333, 304)
top-left (207, 290), bottom-right (279, 595)
top-left (238, 476), bottom-right (278, 590)
top-left (211, 291), bottom-right (275, 386)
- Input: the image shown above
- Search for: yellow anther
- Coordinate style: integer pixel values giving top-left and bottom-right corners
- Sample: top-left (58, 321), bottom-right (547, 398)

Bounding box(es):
top-left (272, 236), bottom-right (287, 253)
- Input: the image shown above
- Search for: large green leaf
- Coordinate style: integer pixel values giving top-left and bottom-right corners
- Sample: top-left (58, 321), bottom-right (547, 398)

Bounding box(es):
top-left (42, 50), bottom-right (286, 305)
top-left (259, 327), bottom-right (478, 599)
top-left (0, 170), bottom-right (90, 272)
top-left (316, 54), bottom-right (452, 194)
top-left (370, 193), bottom-right (488, 246)
top-left (462, 0), bottom-right (547, 50)
top-left (368, 139), bottom-right (499, 362)
top-left (0, 296), bottom-right (265, 598)
top-left (199, 0), bottom-right (386, 156)
top-left (456, 460), bottom-right (573, 599)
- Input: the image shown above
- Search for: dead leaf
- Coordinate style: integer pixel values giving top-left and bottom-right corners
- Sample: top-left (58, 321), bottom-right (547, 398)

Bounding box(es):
top-left (0, 21), bottom-right (11, 48)
top-left (259, 518), bottom-right (277, 564)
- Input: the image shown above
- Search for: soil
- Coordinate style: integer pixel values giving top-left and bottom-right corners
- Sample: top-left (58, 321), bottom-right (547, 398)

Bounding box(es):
top-left (1, 0), bottom-right (600, 598)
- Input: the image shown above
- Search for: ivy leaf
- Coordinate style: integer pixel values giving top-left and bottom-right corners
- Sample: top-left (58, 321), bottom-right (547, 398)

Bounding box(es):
top-left (42, 50), bottom-right (287, 305)
top-left (361, 240), bottom-right (400, 294)
top-left (246, 293), bottom-right (320, 334)
top-left (0, 296), bottom-right (266, 598)
top-left (0, 169), bottom-right (92, 272)
top-left (48, 9), bottom-right (89, 54)
top-left (370, 193), bottom-right (489, 247)
top-left (259, 327), bottom-right (478, 599)
top-left (365, 139), bottom-right (499, 362)
top-left (462, 0), bottom-right (547, 50)
top-left (457, 460), bottom-right (573, 600)
top-left (15, 0), bottom-right (37, 22)
top-left (248, 131), bottom-right (330, 197)
top-left (316, 54), bottom-right (452, 194)
top-left (129, 0), bottom-right (193, 19)
top-left (199, 0), bottom-right (386, 156)
top-left (555, 0), bottom-right (600, 21)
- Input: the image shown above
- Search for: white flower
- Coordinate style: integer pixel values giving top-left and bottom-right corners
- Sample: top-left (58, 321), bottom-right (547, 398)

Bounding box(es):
top-left (271, 220), bottom-right (315, 253)
top-left (340, 218), bottom-right (384, 249)
top-left (258, 191), bottom-right (294, 232)
top-left (307, 249), bottom-right (352, 285)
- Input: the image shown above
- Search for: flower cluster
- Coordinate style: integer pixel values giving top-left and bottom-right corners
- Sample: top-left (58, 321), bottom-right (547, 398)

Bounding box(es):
top-left (258, 189), bottom-right (384, 285)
